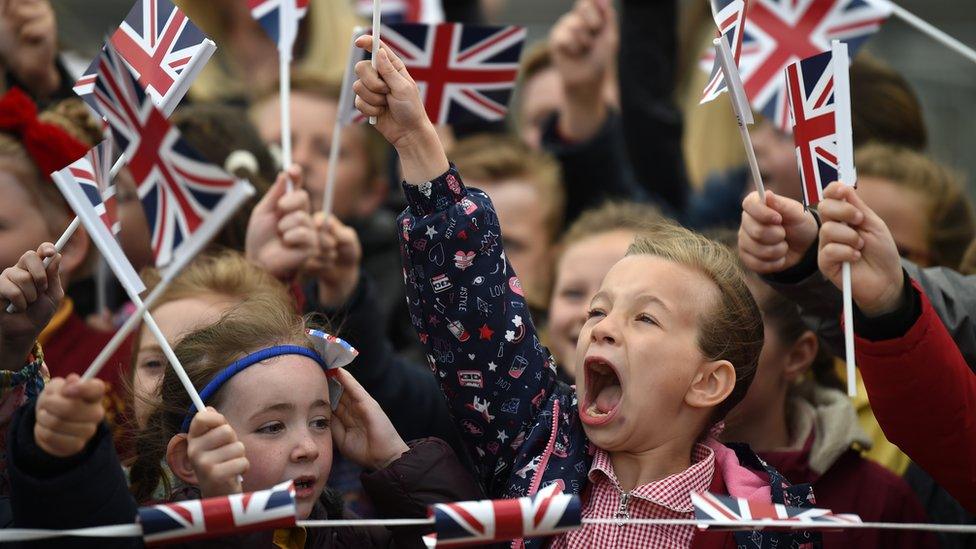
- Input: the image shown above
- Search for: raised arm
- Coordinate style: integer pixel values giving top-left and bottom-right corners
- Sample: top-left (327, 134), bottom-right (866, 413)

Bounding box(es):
top-left (352, 35), bottom-right (564, 490)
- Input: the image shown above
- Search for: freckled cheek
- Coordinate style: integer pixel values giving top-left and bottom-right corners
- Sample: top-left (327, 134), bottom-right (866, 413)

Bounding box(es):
top-left (240, 440), bottom-right (292, 489)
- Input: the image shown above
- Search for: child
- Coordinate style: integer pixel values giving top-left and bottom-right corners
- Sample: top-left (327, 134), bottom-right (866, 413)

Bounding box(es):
top-left (0, 88), bottom-right (133, 427)
top-left (714, 233), bottom-right (937, 548)
top-left (354, 35), bottom-right (815, 547)
top-left (10, 288), bottom-right (482, 547)
top-left (546, 201), bottom-right (665, 380)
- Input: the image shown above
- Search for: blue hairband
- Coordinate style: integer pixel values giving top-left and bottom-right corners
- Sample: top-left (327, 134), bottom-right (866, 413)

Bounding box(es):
top-left (179, 345), bottom-right (329, 433)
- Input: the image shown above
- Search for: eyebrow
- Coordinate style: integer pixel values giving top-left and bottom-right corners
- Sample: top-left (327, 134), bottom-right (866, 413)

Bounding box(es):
top-left (634, 294), bottom-right (672, 314)
top-left (250, 399), bottom-right (331, 419)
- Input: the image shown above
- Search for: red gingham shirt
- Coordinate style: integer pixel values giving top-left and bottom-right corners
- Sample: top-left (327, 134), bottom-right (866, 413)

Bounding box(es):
top-left (548, 443), bottom-right (715, 549)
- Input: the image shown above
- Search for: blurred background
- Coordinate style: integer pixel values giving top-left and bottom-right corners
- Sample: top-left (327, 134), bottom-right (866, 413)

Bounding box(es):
top-left (51, 0), bottom-right (976, 197)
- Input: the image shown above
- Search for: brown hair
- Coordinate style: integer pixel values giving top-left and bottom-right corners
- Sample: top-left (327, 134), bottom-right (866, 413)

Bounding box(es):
top-left (559, 201), bottom-right (667, 252)
top-left (626, 225), bottom-right (764, 421)
top-left (850, 53), bottom-right (927, 150)
top-left (128, 295), bottom-right (315, 503)
top-left (0, 98), bottom-right (102, 234)
top-left (451, 133), bottom-right (565, 243)
top-left (856, 144), bottom-right (976, 269)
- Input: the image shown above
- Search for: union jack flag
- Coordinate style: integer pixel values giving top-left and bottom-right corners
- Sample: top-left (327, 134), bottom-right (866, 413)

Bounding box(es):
top-left (381, 22), bottom-right (527, 125)
top-left (138, 480), bottom-right (297, 545)
top-left (693, 491), bottom-right (862, 530)
top-left (93, 39), bottom-right (254, 269)
top-left (51, 141), bottom-right (146, 297)
top-left (700, 0), bottom-right (748, 104)
top-left (307, 329), bottom-right (359, 408)
top-left (356, 0), bottom-right (444, 24)
top-left (431, 483), bottom-right (581, 546)
top-left (786, 49), bottom-right (840, 206)
top-left (248, 0), bottom-right (310, 53)
top-left (74, 0), bottom-right (215, 118)
top-left (714, 0), bottom-right (890, 130)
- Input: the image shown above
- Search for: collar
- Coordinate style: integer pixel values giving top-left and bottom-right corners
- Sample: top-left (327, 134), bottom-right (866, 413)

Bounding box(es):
top-left (588, 443), bottom-right (715, 513)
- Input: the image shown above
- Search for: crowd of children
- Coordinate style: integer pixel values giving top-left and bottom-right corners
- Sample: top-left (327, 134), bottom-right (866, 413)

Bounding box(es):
top-left (0, 0), bottom-right (974, 547)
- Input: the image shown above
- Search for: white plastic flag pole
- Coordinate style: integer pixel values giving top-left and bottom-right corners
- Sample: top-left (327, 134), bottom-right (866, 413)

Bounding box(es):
top-left (279, 0), bottom-right (295, 192)
top-left (323, 28), bottom-right (365, 216)
top-left (369, 0), bottom-right (382, 126)
top-left (832, 39), bottom-right (859, 397)
top-left (864, 0), bottom-right (976, 65)
top-left (713, 36), bottom-right (765, 200)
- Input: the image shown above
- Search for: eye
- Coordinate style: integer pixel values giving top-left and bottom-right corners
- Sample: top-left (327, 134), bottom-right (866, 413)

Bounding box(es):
top-left (257, 421), bottom-right (285, 435)
top-left (139, 356), bottom-right (164, 370)
top-left (636, 313), bottom-right (659, 326)
top-left (586, 308), bottom-right (606, 320)
top-left (310, 417), bottom-right (330, 431)
top-left (558, 288), bottom-right (585, 302)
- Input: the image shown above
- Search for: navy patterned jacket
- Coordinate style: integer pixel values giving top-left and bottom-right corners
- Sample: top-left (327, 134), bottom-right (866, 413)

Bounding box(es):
top-left (396, 166), bottom-right (819, 549)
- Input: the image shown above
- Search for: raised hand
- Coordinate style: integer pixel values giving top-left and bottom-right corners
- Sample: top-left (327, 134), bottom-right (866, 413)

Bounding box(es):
top-left (307, 213), bottom-right (362, 308)
top-left (0, 0), bottom-right (60, 97)
top-left (738, 190), bottom-right (819, 274)
top-left (330, 369), bottom-right (409, 471)
top-left (352, 34), bottom-right (448, 184)
top-left (817, 182), bottom-right (904, 317)
top-left (186, 407), bottom-right (248, 497)
top-left (0, 243), bottom-right (63, 372)
top-left (34, 374), bottom-right (106, 458)
top-left (245, 165), bottom-right (318, 280)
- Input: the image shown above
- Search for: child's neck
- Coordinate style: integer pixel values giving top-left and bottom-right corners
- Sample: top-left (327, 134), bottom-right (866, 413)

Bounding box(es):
top-left (722, 392), bottom-right (791, 452)
top-left (609, 434), bottom-right (698, 492)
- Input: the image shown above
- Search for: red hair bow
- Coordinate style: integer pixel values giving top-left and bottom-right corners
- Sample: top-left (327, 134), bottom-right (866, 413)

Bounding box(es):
top-left (0, 87), bottom-right (89, 176)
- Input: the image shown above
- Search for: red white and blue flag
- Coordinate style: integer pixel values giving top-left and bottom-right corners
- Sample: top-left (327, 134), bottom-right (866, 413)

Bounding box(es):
top-left (248, 0), bottom-right (310, 54)
top-left (700, 0), bottom-right (748, 104)
top-left (51, 140), bottom-right (146, 297)
top-left (380, 22), bottom-right (526, 125)
top-left (430, 483), bottom-right (581, 546)
top-left (74, 0), bottom-right (215, 118)
top-left (93, 39), bottom-right (254, 269)
top-left (138, 480), bottom-right (297, 545)
top-left (693, 491), bottom-right (862, 529)
top-left (356, 0), bottom-right (444, 24)
top-left (723, 0), bottom-right (890, 130)
top-left (785, 49), bottom-right (841, 206)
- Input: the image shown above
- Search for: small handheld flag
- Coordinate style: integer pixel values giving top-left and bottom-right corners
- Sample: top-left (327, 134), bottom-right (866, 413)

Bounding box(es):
top-left (248, 0), bottom-right (310, 55)
top-left (693, 492), bottom-right (862, 530)
top-left (356, 0), bottom-right (444, 24)
top-left (700, 0), bottom-right (748, 105)
top-left (430, 483), bottom-right (581, 546)
top-left (138, 480), bottom-right (297, 545)
top-left (380, 22), bottom-right (527, 125)
top-left (51, 142), bottom-right (146, 298)
top-left (74, 0), bottom-right (216, 118)
top-left (93, 38), bottom-right (255, 270)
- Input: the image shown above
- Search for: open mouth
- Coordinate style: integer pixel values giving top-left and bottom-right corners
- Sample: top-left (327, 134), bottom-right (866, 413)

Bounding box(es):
top-left (581, 357), bottom-right (622, 426)
top-left (293, 476), bottom-right (318, 499)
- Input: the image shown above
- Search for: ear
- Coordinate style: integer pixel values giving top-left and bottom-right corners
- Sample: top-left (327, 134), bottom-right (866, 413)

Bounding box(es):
top-left (783, 331), bottom-right (818, 383)
top-left (685, 360), bottom-right (736, 411)
top-left (166, 434), bottom-right (199, 486)
top-left (59, 222), bottom-right (90, 283)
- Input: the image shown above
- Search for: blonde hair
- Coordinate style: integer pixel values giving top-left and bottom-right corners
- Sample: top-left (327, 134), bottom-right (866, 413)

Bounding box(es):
top-left (626, 224), bottom-right (763, 421)
top-left (856, 144), bottom-right (976, 269)
top-left (451, 134), bottom-right (565, 243)
top-left (128, 296), bottom-right (314, 502)
top-left (559, 201), bottom-right (666, 252)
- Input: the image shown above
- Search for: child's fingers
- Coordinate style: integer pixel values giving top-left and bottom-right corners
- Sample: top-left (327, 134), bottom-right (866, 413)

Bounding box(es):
top-left (819, 242), bottom-right (861, 266)
top-left (281, 226), bottom-right (317, 249)
top-left (819, 196), bottom-right (864, 226)
top-left (61, 377), bottom-right (106, 403)
top-left (355, 34), bottom-right (377, 54)
top-left (277, 187), bottom-right (311, 215)
top-left (7, 268), bottom-right (37, 307)
top-left (197, 441), bottom-right (247, 467)
top-left (334, 368), bottom-right (370, 404)
top-left (209, 457), bottom-right (249, 482)
top-left (188, 408), bottom-right (229, 437)
top-left (741, 191), bottom-right (783, 226)
top-left (19, 250), bottom-right (47, 293)
top-left (743, 240), bottom-right (789, 262)
top-left (35, 409), bottom-right (99, 438)
top-left (355, 96), bottom-right (385, 118)
top-left (577, 0), bottom-right (604, 33)
top-left (0, 273), bottom-right (27, 312)
top-left (43, 252), bottom-right (63, 302)
top-left (375, 48), bottom-right (414, 96)
top-left (278, 209), bottom-right (313, 234)
top-left (820, 221), bottom-right (864, 251)
top-left (738, 248), bottom-right (786, 274)
top-left (34, 427), bottom-right (86, 456)
top-left (739, 211), bottom-right (786, 245)
top-left (37, 393), bottom-right (104, 423)
top-left (354, 60), bottom-right (390, 95)
top-left (191, 423), bottom-right (239, 455)
top-left (351, 80), bottom-right (389, 107)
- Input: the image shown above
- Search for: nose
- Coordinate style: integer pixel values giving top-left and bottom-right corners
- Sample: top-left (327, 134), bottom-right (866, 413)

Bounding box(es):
top-left (291, 429), bottom-right (320, 463)
top-left (589, 313), bottom-right (619, 346)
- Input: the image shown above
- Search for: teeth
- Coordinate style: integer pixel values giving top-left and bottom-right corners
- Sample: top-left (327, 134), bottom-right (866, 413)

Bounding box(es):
top-left (587, 404), bottom-right (607, 417)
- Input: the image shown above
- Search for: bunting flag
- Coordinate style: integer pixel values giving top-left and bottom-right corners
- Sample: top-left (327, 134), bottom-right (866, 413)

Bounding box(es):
top-left (692, 492), bottom-right (862, 530)
top-left (700, 0), bottom-right (748, 104)
top-left (785, 41), bottom-right (855, 207)
top-left (51, 142), bottom-right (146, 297)
top-left (380, 22), bottom-right (527, 125)
top-left (93, 39), bottom-right (255, 269)
top-left (430, 483), bottom-right (581, 546)
top-left (701, 0), bottom-right (890, 130)
top-left (355, 0), bottom-right (444, 24)
top-left (138, 480), bottom-right (297, 545)
top-left (248, 0), bottom-right (310, 54)
top-left (73, 0), bottom-right (215, 118)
